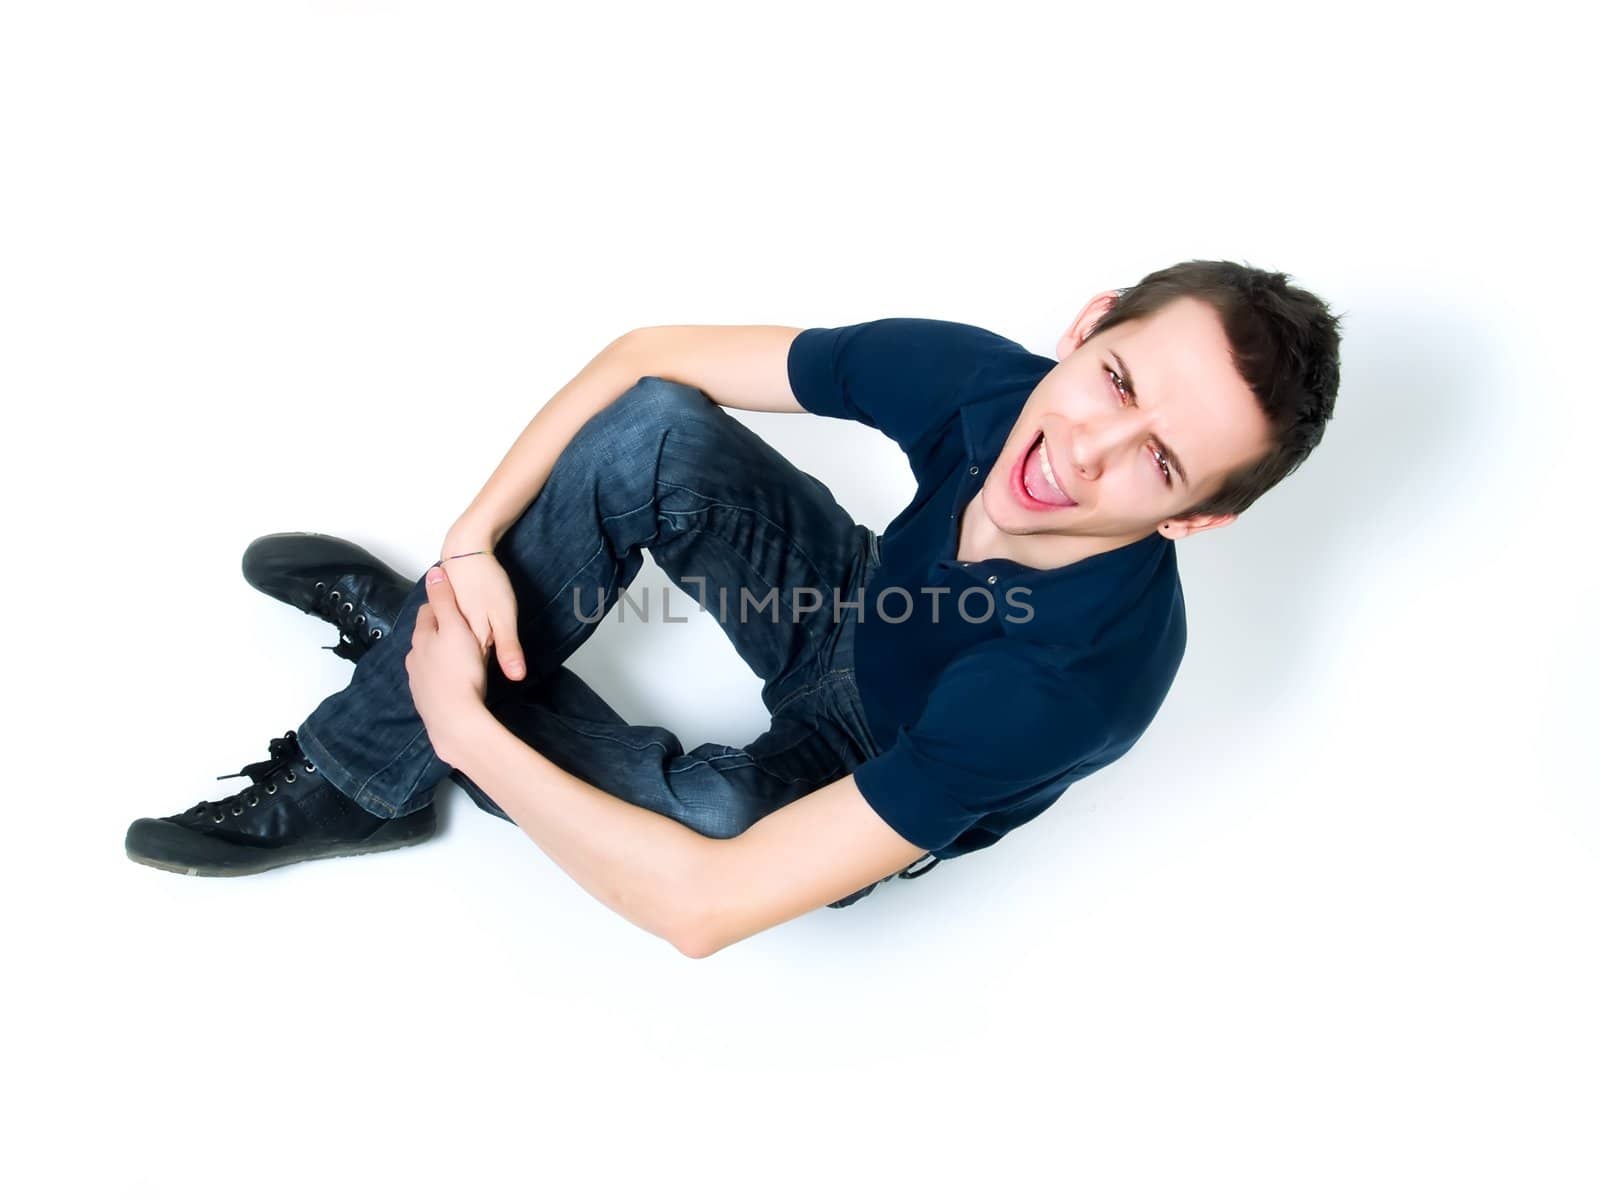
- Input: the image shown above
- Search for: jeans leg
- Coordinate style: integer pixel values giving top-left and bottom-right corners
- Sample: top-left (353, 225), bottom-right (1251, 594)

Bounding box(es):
top-left (456, 666), bottom-right (859, 838)
top-left (463, 662), bottom-right (894, 910)
top-left (297, 377), bottom-right (877, 832)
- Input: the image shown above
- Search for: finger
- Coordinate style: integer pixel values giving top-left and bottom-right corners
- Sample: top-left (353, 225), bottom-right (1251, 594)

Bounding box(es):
top-left (414, 601), bottom-right (437, 636)
top-left (424, 565), bottom-right (468, 633)
top-left (490, 613), bottom-right (526, 680)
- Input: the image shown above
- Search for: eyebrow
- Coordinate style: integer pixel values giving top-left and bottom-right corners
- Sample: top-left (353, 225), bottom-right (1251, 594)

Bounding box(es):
top-left (1111, 349), bottom-right (1190, 489)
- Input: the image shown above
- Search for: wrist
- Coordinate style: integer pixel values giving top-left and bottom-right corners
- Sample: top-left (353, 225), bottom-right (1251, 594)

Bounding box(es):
top-left (442, 517), bottom-right (501, 558)
top-left (437, 703), bottom-right (502, 772)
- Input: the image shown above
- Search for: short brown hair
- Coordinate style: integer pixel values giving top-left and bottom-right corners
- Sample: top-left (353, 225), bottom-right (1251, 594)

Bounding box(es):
top-left (1084, 259), bottom-right (1344, 518)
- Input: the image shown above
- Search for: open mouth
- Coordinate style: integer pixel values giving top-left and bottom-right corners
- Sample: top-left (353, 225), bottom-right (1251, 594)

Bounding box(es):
top-left (1014, 431), bottom-right (1077, 509)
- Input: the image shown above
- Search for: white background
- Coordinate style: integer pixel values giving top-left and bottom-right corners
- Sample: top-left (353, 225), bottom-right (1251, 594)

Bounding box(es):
top-left (4, 1), bottom-right (1594, 1196)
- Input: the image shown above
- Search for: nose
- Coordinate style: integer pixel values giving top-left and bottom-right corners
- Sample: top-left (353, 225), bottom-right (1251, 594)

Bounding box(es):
top-left (1068, 408), bottom-right (1154, 481)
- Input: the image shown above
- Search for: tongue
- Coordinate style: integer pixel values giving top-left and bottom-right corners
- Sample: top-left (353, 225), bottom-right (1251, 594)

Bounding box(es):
top-left (1023, 437), bottom-right (1070, 505)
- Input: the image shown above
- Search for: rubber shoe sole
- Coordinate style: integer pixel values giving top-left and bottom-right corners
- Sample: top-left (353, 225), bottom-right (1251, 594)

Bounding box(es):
top-left (124, 807), bottom-right (437, 877)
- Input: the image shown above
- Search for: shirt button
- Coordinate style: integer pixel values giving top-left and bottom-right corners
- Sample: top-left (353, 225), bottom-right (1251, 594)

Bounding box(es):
top-left (987, 575), bottom-right (998, 585)
top-left (968, 465), bottom-right (979, 475)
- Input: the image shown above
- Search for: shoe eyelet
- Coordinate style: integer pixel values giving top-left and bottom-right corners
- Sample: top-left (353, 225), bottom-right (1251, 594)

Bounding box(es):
top-left (355, 614), bottom-right (366, 625)
top-left (315, 581), bottom-right (327, 592)
top-left (247, 796), bottom-right (259, 807)
top-left (230, 804), bottom-right (243, 816)
top-left (284, 770), bottom-right (297, 783)
top-left (341, 601), bottom-right (354, 614)
top-left (303, 760), bottom-right (317, 773)
top-left (212, 811), bottom-right (225, 823)
top-left (266, 783), bottom-right (277, 795)
top-left (330, 590), bottom-right (341, 602)
top-left (371, 629), bottom-right (383, 640)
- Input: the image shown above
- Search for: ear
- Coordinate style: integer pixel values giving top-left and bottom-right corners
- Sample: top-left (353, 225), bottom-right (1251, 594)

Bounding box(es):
top-left (1057, 290), bottom-right (1122, 358)
top-left (1158, 512), bottom-right (1237, 541)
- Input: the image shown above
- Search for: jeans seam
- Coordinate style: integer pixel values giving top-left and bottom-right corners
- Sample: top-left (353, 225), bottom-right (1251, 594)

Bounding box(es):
top-left (532, 700), bottom-right (833, 788)
top-left (350, 724), bottom-right (429, 817)
top-left (534, 707), bottom-right (679, 755)
top-left (649, 507), bottom-right (825, 685)
top-left (541, 474), bottom-right (845, 691)
top-left (666, 751), bottom-right (749, 774)
top-left (658, 479), bottom-right (833, 590)
top-left (770, 667), bottom-right (853, 719)
top-left (520, 506), bottom-right (818, 681)
top-left (519, 539), bottom-right (611, 632)
top-left (297, 720), bottom-right (405, 819)
top-left (531, 708), bottom-right (830, 790)
top-left (601, 496), bottom-right (659, 528)
top-left (525, 709), bottom-right (773, 775)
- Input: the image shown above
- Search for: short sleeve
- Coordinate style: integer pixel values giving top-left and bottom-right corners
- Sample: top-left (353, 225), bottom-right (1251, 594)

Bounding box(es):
top-left (786, 318), bottom-right (1016, 451)
top-left (850, 641), bottom-right (1114, 854)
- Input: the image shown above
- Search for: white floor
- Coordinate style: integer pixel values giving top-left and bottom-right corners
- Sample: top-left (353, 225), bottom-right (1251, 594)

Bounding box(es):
top-left (5, 3), bottom-right (1594, 1197)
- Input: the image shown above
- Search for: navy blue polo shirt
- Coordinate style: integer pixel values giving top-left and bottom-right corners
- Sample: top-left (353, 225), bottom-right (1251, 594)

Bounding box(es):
top-left (787, 318), bottom-right (1187, 860)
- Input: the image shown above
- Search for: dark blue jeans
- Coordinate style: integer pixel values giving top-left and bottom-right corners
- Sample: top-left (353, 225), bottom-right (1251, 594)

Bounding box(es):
top-left (296, 376), bottom-right (930, 908)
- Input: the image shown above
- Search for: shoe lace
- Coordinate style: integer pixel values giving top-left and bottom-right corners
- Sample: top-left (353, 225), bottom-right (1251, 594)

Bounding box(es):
top-left (192, 730), bottom-right (318, 823)
top-left (310, 579), bottom-right (383, 661)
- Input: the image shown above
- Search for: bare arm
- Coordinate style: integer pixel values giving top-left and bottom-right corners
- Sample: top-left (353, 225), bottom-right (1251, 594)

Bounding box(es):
top-left (619, 324), bottom-right (805, 413)
top-left (444, 708), bottom-right (711, 953)
top-left (441, 705), bottom-right (924, 957)
top-left (442, 332), bottom-right (645, 554)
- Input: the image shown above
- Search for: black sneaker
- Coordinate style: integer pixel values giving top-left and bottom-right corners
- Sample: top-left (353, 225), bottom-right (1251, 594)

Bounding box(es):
top-left (241, 532), bottom-right (412, 663)
top-left (125, 730), bottom-right (437, 876)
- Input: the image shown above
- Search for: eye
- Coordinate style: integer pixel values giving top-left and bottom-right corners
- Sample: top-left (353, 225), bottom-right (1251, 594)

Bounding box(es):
top-left (1105, 366), bottom-right (1172, 485)
top-left (1107, 366), bottom-right (1131, 402)
top-left (1151, 444), bottom-right (1172, 484)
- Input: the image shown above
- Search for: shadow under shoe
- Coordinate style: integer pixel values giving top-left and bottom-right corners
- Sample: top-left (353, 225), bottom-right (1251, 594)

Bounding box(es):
top-left (125, 729), bottom-right (436, 877)
top-left (241, 532), bottom-right (413, 663)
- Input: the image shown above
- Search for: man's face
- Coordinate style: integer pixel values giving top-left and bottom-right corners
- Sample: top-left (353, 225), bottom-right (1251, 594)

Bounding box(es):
top-left (980, 294), bottom-right (1275, 544)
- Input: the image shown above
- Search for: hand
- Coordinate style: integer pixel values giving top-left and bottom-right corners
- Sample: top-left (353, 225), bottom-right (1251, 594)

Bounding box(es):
top-left (406, 566), bottom-right (492, 766)
top-left (438, 549), bottom-right (527, 682)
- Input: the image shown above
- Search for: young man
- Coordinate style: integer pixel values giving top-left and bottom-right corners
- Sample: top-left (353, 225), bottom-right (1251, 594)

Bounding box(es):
top-left (125, 260), bottom-right (1342, 958)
